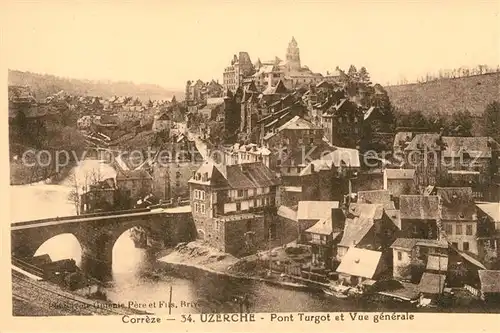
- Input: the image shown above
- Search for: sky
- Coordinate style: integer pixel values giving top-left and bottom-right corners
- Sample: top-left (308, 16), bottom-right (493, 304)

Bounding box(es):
top-left (2, 0), bottom-right (499, 90)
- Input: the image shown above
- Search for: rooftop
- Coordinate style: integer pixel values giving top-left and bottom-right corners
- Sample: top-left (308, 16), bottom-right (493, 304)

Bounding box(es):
top-left (297, 201), bottom-right (339, 221)
top-left (400, 195), bottom-right (439, 220)
top-left (418, 272), bottom-right (446, 294)
top-left (336, 248), bottom-right (382, 279)
top-left (478, 270), bottom-right (500, 293)
top-left (476, 203), bottom-right (500, 222)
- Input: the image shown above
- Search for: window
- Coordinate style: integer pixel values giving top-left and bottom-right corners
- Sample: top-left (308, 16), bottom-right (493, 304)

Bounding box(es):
top-left (195, 203), bottom-right (199, 213)
top-left (201, 191), bottom-right (205, 200)
top-left (237, 190), bottom-right (244, 197)
top-left (287, 167), bottom-right (292, 173)
top-left (236, 202), bottom-right (241, 211)
top-left (201, 204), bottom-right (205, 214)
top-left (277, 159), bottom-right (281, 166)
top-left (456, 224), bottom-right (462, 235)
top-left (445, 224), bottom-right (453, 235)
top-left (463, 242), bottom-right (470, 251)
top-left (466, 224), bottom-right (473, 236)
top-left (397, 251), bottom-right (402, 261)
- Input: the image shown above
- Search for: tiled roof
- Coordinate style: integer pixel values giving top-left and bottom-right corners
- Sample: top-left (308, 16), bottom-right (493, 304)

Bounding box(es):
top-left (279, 116), bottom-right (319, 131)
top-left (221, 163), bottom-right (280, 189)
top-left (390, 238), bottom-right (448, 251)
top-left (336, 248), bottom-right (382, 279)
top-left (338, 216), bottom-right (373, 247)
top-left (192, 162), bottom-right (280, 189)
top-left (436, 187), bottom-right (476, 221)
top-left (477, 203), bottom-right (500, 222)
top-left (400, 195), bottom-right (439, 220)
top-left (297, 201), bottom-right (339, 221)
top-left (384, 169), bottom-right (416, 180)
top-left (478, 270), bottom-right (500, 293)
top-left (357, 190), bottom-right (393, 206)
top-left (418, 272), bottom-right (446, 294)
top-left (390, 238), bottom-right (418, 250)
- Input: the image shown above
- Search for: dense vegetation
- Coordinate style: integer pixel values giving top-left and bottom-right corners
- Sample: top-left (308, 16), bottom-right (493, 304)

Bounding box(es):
top-left (8, 69), bottom-right (183, 101)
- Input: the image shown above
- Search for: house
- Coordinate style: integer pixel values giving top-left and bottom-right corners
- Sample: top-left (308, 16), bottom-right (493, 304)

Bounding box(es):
top-left (152, 111), bottom-right (172, 133)
top-left (321, 98), bottom-right (364, 149)
top-left (403, 134), bottom-right (500, 198)
top-left (399, 195), bottom-right (439, 239)
top-left (336, 248), bottom-right (385, 286)
top-left (383, 169), bottom-right (417, 203)
top-left (403, 133), bottom-right (444, 189)
top-left (476, 202), bottom-right (500, 266)
top-left (115, 169), bottom-right (153, 205)
top-left (437, 187), bottom-right (478, 254)
top-left (336, 203), bottom-right (399, 262)
top-left (299, 147), bottom-right (361, 202)
top-left (477, 270), bottom-right (500, 302)
top-left (296, 201), bottom-right (339, 242)
top-left (188, 161), bottom-right (281, 256)
top-left (199, 97), bottom-right (225, 121)
top-left (79, 178), bottom-right (118, 213)
top-left (218, 143), bottom-right (271, 168)
top-left (390, 238), bottom-right (448, 282)
top-left (305, 208), bottom-right (344, 269)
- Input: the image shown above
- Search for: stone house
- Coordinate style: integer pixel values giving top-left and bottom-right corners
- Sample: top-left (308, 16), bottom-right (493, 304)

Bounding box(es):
top-left (390, 238), bottom-right (448, 283)
top-left (336, 203), bottom-right (399, 263)
top-left (305, 208), bottom-right (345, 269)
top-left (115, 169), bottom-right (153, 205)
top-left (321, 98), bottom-right (364, 149)
top-left (298, 147), bottom-right (361, 202)
top-left (336, 248), bottom-right (386, 286)
top-left (296, 201), bottom-right (339, 243)
top-left (152, 111), bottom-right (172, 133)
top-left (383, 169), bottom-right (417, 204)
top-left (438, 187), bottom-right (478, 254)
top-left (399, 195), bottom-right (439, 239)
top-left (188, 161), bottom-right (280, 257)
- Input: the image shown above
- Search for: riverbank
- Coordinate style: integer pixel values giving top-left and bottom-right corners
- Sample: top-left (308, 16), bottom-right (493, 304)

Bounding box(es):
top-left (158, 242), bottom-right (314, 292)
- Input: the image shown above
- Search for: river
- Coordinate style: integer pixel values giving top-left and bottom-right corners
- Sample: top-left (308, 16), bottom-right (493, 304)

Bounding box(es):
top-left (10, 160), bottom-right (418, 314)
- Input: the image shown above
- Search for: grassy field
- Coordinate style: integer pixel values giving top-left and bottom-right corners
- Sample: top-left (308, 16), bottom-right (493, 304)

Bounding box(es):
top-left (385, 72), bottom-right (500, 116)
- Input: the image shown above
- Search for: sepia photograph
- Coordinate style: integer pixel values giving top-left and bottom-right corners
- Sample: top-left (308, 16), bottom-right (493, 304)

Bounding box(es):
top-left (3, 0), bottom-right (500, 327)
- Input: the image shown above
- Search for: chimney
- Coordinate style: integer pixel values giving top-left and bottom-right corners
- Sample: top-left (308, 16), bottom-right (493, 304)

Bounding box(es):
top-left (268, 72), bottom-right (273, 88)
top-left (310, 163), bottom-right (315, 173)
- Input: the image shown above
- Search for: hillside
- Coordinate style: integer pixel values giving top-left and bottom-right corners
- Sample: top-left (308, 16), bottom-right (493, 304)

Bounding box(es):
top-left (8, 69), bottom-right (184, 102)
top-left (385, 72), bottom-right (500, 116)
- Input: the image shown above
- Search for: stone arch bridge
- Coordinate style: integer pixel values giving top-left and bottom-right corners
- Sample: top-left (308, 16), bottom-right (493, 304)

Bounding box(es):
top-left (11, 206), bottom-right (195, 279)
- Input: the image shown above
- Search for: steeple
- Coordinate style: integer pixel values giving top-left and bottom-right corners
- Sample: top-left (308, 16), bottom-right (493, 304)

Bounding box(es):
top-left (286, 36), bottom-right (301, 72)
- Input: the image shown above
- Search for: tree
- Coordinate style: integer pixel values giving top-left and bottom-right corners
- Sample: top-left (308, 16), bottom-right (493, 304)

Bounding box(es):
top-left (358, 67), bottom-right (371, 85)
top-left (484, 101), bottom-right (500, 142)
top-left (449, 110), bottom-right (473, 136)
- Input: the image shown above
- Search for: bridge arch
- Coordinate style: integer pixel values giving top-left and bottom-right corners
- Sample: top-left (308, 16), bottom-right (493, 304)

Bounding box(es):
top-left (34, 233), bottom-right (83, 266)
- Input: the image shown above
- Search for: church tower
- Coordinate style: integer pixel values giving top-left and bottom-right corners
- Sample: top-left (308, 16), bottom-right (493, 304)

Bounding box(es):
top-left (286, 36), bottom-right (301, 72)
